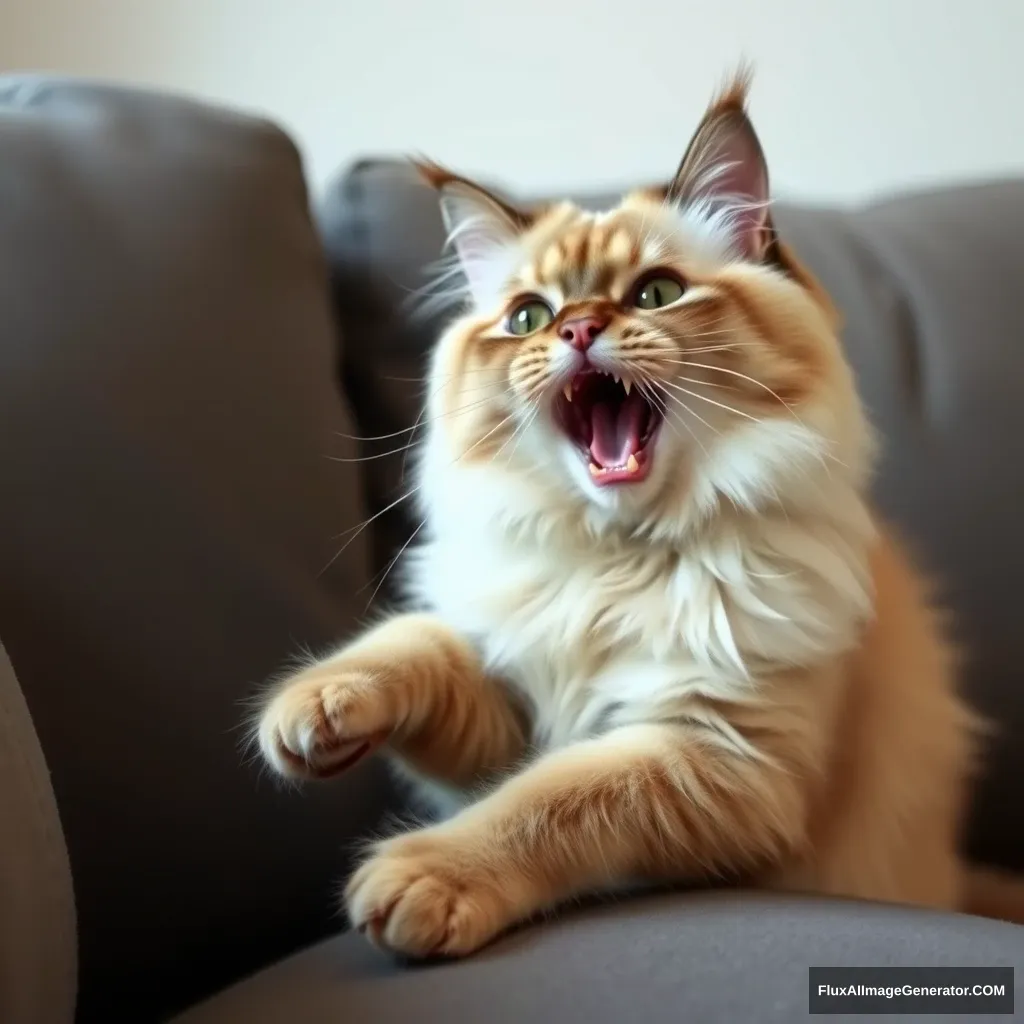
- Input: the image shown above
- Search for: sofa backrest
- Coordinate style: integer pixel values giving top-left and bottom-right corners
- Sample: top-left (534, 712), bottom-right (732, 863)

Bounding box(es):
top-left (318, 159), bottom-right (1024, 873)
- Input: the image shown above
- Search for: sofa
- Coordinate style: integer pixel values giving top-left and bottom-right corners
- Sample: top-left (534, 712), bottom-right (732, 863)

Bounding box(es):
top-left (0, 78), bottom-right (1021, 1024)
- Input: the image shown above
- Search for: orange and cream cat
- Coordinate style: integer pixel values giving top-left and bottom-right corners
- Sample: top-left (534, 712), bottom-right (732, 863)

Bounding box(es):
top-left (255, 74), bottom-right (1021, 957)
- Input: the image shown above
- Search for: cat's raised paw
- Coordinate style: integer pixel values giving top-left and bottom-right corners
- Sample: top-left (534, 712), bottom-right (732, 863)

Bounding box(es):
top-left (256, 668), bottom-right (391, 780)
top-left (345, 833), bottom-right (510, 958)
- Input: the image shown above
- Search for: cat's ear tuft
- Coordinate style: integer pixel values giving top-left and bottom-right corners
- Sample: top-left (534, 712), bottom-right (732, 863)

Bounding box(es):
top-left (414, 160), bottom-right (532, 305)
top-left (667, 67), bottom-right (771, 261)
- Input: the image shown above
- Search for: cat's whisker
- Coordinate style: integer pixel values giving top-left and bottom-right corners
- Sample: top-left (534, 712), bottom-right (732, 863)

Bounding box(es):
top-left (684, 318), bottom-right (731, 331)
top-left (629, 362), bottom-right (737, 392)
top-left (685, 324), bottom-right (739, 336)
top-left (454, 408), bottom-right (524, 466)
top-left (492, 404), bottom-right (537, 464)
top-left (666, 360), bottom-right (804, 421)
top-left (399, 403), bottom-right (429, 485)
top-left (339, 372), bottom-right (522, 450)
top-left (360, 518), bottom-right (427, 612)
top-left (683, 329), bottom-right (739, 341)
top-left (320, 484), bottom-right (420, 576)
top-left (336, 424), bottom-right (422, 443)
top-left (496, 405), bottom-right (540, 469)
top-left (636, 374), bottom-right (711, 458)
top-left (511, 367), bottom-right (556, 399)
top-left (675, 373), bottom-right (736, 392)
top-left (619, 328), bottom-right (738, 349)
top-left (681, 332), bottom-right (734, 345)
top-left (659, 379), bottom-right (761, 425)
top-left (382, 364), bottom-right (510, 384)
top-left (328, 440), bottom-right (423, 465)
top-left (656, 390), bottom-right (734, 433)
top-left (322, 400), bottom-right (523, 573)
top-left (648, 379), bottom-right (721, 442)
top-left (332, 390), bottom-right (521, 464)
top-left (509, 410), bottom-right (540, 465)
top-left (396, 367), bottom-right (508, 479)
top-left (684, 339), bottom-right (761, 351)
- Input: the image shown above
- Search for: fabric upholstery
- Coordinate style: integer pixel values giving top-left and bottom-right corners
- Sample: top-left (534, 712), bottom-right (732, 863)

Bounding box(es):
top-left (0, 637), bottom-right (77, 1024)
top-left (318, 160), bottom-right (1024, 872)
top-left (0, 78), bottom-right (396, 1021)
top-left (172, 889), bottom-right (1024, 1024)
top-left (2, 78), bottom-right (1022, 1024)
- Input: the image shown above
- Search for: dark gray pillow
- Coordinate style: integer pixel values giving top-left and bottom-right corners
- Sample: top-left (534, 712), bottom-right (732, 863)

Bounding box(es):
top-left (0, 78), bottom-right (394, 1021)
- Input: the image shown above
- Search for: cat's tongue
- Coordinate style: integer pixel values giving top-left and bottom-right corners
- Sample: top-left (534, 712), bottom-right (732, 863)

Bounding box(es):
top-left (590, 392), bottom-right (647, 468)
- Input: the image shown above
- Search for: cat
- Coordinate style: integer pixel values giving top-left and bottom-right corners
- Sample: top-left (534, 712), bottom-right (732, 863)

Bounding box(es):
top-left (254, 70), bottom-right (1023, 957)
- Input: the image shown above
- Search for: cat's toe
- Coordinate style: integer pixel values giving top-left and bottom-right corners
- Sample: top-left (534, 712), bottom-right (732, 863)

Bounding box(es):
top-left (345, 835), bottom-right (509, 958)
top-left (257, 671), bottom-right (389, 779)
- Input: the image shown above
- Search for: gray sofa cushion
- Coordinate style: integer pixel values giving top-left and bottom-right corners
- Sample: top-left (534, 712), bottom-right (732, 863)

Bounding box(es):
top-left (0, 637), bottom-right (76, 1024)
top-left (318, 160), bottom-right (1024, 873)
top-left (0, 79), bottom-right (395, 1021)
top-left (171, 889), bottom-right (1024, 1024)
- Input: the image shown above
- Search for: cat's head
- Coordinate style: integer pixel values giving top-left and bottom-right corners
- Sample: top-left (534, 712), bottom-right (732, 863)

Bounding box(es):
top-left (416, 72), bottom-right (872, 540)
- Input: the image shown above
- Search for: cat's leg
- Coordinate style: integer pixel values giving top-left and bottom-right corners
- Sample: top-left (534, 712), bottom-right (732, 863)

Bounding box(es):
top-left (344, 721), bottom-right (807, 958)
top-left (255, 613), bottom-right (526, 788)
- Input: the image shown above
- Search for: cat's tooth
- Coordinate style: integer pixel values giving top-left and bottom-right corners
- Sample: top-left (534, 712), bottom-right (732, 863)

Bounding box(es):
top-left (613, 374), bottom-right (620, 384)
top-left (627, 453), bottom-right (639, 473)
top-left (622, 377), bottom-right (632, 396)
top-left (563, 383), bottom-right (573, 402)
top-left (589, 463), bottom-right (601, 478)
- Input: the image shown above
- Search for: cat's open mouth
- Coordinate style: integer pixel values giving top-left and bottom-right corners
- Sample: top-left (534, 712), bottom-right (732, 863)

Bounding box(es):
top-left (554, 370), bottom-right (662, 486)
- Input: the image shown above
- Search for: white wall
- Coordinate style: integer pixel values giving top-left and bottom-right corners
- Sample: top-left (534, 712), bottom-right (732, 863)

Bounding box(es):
top-left (3, 0), bottom-right (1023, 204)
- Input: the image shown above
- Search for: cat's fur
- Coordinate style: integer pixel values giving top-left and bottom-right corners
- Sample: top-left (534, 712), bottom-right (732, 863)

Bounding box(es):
top-left (255, 72), bottom-right (1021, 957)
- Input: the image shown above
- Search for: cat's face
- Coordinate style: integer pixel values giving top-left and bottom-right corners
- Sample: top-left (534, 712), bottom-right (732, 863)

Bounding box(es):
top-left (420, 76), bottom-right (870, 535)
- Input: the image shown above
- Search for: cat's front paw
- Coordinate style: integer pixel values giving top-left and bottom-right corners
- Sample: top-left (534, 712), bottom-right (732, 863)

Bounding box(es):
top-left (256, 666), bottom-right (392, 780)
top-left (345, 832), bottom-right (513, 958)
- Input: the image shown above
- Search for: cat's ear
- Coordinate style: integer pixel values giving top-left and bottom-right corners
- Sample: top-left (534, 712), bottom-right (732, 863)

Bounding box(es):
top-left (415, 160), bottom-right (533, 305)
top-left (667, 69), bottom-right (771, 261)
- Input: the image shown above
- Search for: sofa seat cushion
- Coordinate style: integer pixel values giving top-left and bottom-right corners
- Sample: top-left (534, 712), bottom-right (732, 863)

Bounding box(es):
top-left (172, 889), bottom-right (1024, 1024)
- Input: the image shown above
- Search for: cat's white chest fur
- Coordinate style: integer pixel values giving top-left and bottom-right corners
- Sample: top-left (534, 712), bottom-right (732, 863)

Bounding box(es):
top-left (406, 502), bottom-right (874, 756)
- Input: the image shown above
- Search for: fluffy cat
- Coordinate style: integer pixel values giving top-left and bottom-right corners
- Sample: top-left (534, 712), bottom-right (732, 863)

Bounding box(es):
top-left (255, 72), bottom-right (1021, 957)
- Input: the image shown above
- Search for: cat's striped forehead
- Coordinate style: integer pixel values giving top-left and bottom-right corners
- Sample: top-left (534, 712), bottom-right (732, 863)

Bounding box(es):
top-left (511, 201), bottom-right (674, 301)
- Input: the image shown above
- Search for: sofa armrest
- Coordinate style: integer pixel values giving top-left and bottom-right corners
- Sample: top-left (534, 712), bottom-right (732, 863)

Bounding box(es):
top-left (0, 78), bottom-right (401, 1021)
top-left (0, 637), bottom-right (76, 1024)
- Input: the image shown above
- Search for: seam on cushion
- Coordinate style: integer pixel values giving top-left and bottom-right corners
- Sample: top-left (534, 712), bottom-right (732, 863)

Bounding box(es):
top-left (0, 640), bottom-right (77, 1023)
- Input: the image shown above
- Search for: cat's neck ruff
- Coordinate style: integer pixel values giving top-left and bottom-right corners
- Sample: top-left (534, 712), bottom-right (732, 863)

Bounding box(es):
top-left (408, 426), bottom-right (878, 684)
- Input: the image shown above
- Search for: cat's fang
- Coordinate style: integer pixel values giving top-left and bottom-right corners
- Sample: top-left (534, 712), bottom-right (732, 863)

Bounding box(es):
top-left (627, 453), bottom-right (639, 473)
top-left (622, 378), bottom-right (632, 396)
top-left (589, 462), bottom-right (601, 477)
top-left (564, 383), bottom-right (573, 403)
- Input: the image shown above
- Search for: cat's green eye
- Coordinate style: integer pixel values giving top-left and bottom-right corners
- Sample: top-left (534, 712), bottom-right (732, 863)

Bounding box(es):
top-left (633, 275), bottom-right (685, 310)
top-left (508, 299), bottom-right (554, 336)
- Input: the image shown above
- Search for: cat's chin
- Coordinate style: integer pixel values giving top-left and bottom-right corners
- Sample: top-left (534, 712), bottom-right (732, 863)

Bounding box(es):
top-left (553, 368), bottom-right (663, 488)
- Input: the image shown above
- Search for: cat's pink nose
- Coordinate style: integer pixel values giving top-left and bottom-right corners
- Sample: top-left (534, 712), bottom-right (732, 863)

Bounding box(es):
top-left (559, 315), bottom-right (608, 352)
